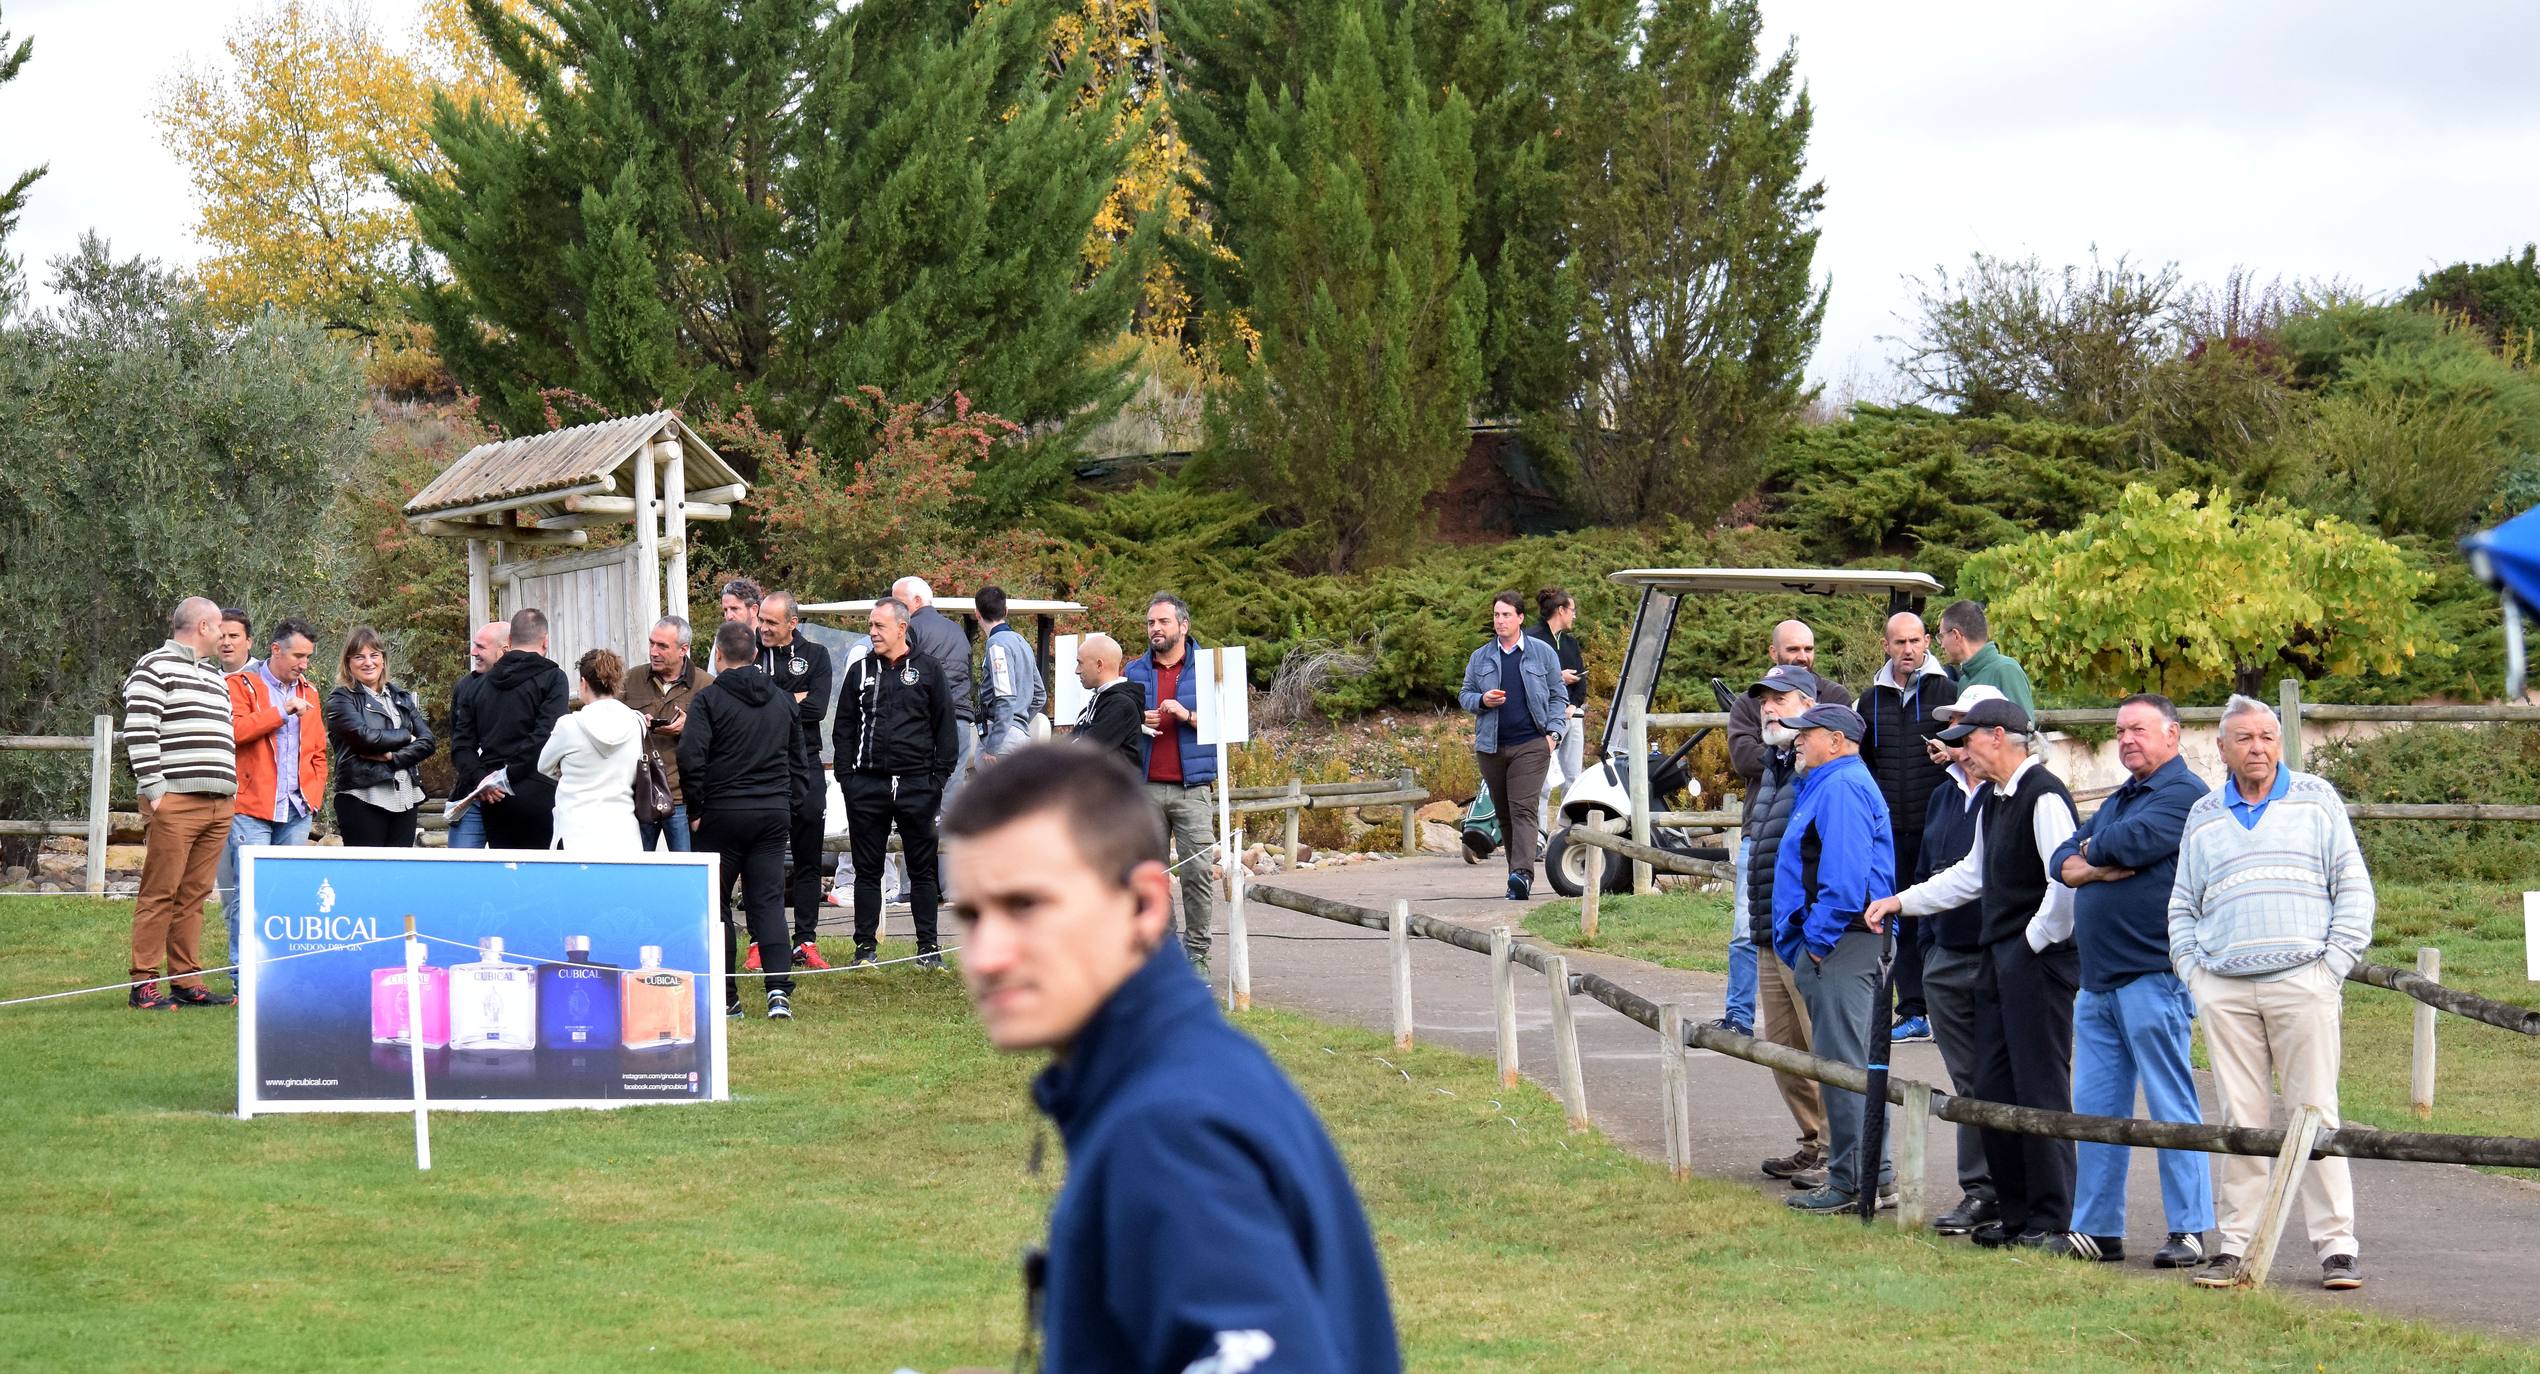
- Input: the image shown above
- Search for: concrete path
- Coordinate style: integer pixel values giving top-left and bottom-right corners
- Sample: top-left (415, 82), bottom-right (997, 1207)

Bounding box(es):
top-left (1220, 854), bottom-right (2540, 1342)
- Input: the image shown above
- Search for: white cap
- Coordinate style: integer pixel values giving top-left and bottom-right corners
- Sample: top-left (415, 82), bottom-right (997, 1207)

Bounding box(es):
top-left (1932, 684), bottom-right (2005, 722)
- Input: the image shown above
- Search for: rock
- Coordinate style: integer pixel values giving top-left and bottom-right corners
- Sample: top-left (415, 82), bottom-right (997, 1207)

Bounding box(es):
top-left (103, 844), bottom-right (147, 872)
top-left (35, 853), bottom-right (81, 879)
top-left (1415, 799), bottom-right (1462, 825)
top-left (1420, 821), bottom-right (1461, 852)
top-left (1, 865), bottom-right (26, 885)
top-left (1296, 843), bottom-right (1316, 864)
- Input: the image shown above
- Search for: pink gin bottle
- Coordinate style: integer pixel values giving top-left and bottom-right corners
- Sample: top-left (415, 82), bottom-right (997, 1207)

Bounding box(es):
top-left (371, 961), bottom-right (451, 1048)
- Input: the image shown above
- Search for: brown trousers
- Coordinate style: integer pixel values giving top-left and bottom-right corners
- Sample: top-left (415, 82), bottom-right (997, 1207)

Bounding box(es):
top-left (1475, 741), bottom-right (1553, 874)
top-left (132, 792), bottom-right (233, 988)
top-left (1760, 950), bottom-right (1827, 1145)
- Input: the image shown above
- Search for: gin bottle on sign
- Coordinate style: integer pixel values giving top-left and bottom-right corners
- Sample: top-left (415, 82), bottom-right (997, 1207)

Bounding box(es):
top-left (537, 934), bottom-right (619, 1049)
top-left (620, 944), bottom-right (696, 1048)
top-left (369, 961), bottom-right (450, 1048)
top-left (449, 936), bottom-right (538, 1051)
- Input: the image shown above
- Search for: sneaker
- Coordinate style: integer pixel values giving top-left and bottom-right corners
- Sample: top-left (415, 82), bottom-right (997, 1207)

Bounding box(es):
top-left (849, 945), bottom-right (879, 969)
top-left (725, 997), bottom-right (745, 1020)
top-left (914, 948), bottom-right (944, 971)
top-left (1190, 952), bottom-right (1213, 980)
top-left (168, 984), bottom-right (236, 1007)
top-left (742, 942), bottom-right (762, 972)
top-left (766, 990), bottom-right (792, 1020)
top-left (2321, 1254), bottom-right (2364, 1290)
top-left (1972, 1222), bottom-right (2037, 1250)
top-left (823, 886), bottom-right (850, 907)
top-left (2028, 1232), bottom-right (2124, 1262)
top-left (1786, 1185), bottom-right (1882, 1215)
top-left (1787, 1165), bottom-right (1829, 1191)
top-left (2191, 1253), bottom-right (2247, 1289)
top-left (1761, 1142), bottom-right (1825, 1180)
top-left (1933, 1195), bottom-right (1999, 1236)
top-left (794, 942), bottom-right (833, 971)
top-left (130, 981), bottom-right (175, 1011)
top-left (1703, 1016), bottom-right (1754, 1037)
top-left (2152, 1232), bottom-right (2206, 1269)
top-left (1889, 1015), bottom-right (1933, 1043)
top-left (1506, 870), bottom-right (1527, 901)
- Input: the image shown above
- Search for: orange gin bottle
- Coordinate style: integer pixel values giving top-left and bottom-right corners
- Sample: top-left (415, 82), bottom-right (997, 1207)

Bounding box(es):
top-left (620, 944), bottom-right (697, 1048)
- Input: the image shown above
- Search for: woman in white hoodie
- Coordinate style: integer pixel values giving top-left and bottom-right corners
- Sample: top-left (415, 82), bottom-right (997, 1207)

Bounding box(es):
top-left (538, 649), bottom-right (644, 853)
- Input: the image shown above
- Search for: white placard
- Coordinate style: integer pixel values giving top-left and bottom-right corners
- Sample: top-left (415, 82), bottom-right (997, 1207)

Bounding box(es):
top-left (2525, 891), bottom-right (2540, 981)
top-left (1052, 633), bottom-right (1089, 728)
top-left (1195, 646), bottom-right (1249, 746)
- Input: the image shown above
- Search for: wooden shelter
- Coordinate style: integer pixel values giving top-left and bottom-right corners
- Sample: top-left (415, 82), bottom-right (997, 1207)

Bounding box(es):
top-left (403, 411), bottom-right (747, 674)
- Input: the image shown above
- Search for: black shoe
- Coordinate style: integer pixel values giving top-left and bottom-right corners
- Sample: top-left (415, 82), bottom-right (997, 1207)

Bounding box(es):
top-left (1932, 1195), bottom-right (1999, 1236)
top-left (168, 984), bottom-right (236, 1007)
top-left (2026, 1232), bottom-right (2124, 1262)
top-left (1970, 1221), bottom-right (2022, 1249)
top-left (130, 981), bottom-right (176, 1011)
top-left (1506, 870), bottom-right (1532, 901)
top-left (2321, 1254), bottom-right (2364, 1290)
top-left (914, 947), bottom-right (944, 970)
top-left (2152, 1232), bottom-right (2205, 1269)
top-left (766, 990), bottom-right (792, 1020)
top-left (725, 997), bottom-right (744, 1020)
top-left (1703, 1016), bottom-right (1753, 1037)
top-left (850, 945), bottom-right (879, 969)
top-left (1761, 1143), bottom-right (1825, 1180)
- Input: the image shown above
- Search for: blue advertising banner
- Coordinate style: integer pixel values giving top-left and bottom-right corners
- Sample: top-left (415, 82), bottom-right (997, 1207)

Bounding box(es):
top-left (238, 848), bottom-right (728, 1115)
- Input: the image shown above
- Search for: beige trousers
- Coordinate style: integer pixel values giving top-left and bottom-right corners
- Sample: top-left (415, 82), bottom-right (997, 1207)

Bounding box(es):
top-left (1760, 952), bottom-right (1826, 1145)
top-left (2194, 959), bottom-right (2359, 1260)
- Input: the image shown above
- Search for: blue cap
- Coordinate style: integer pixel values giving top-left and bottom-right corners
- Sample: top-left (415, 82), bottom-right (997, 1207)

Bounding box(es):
top-left (1785, 702), bottom-right (1867, 742)
top-left (1748, 664), bottom-right (1817, 698)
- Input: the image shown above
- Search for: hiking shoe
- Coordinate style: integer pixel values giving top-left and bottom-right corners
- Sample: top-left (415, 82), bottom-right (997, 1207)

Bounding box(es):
top-left (742, 942), bottom-right (763, 972)
top-left (725, 997), bottom-right (745, 1020)
top-left (766, 990), bottom-right (792, 1020)
top-left (2321, 1254), bottom-right (2364, 1290)
top-left (2152, 1232), bottom-right (2206, 1269)
top-left (169, 984), bottom-right (236, 1007)
top-left (1761, 1143), bottom-right (1825, 1180)
top-left (1505, 870), bottom-right (1528, 901)
top-left (1703, 1016), bottom-right (1754, 1037)
top-left (914, 947), bottom-right (944, 971)
top-left (2191, 1253), bottom-right (2247, 1289)
top-left (1785, 1185), bottom-right (1859, 1215)
top-left (1787, 1165), bottom-right (1829, 1191)
top-left (1890, 1015), bottom-right (1933, 1043)
top-left (1972, 1223), bottom-right (2038, 1250)
top-left (1191, 952), bottom-right (1213, 980)
top-left (130, 982), bottom-right (175, 1011)
top-left (849, 945), bottom-right (879, 969)
top-left (1933, 1195), bottom-right (1999, 1236)
top-left (794, 942), bottom-right (832, 971)
top-left (2029, 1232), bottom-right (2124, 1262)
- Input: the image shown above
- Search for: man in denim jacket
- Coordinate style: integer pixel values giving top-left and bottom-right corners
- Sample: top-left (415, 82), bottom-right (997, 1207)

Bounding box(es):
top-left (1459, 590), bottom-right (1567, 900)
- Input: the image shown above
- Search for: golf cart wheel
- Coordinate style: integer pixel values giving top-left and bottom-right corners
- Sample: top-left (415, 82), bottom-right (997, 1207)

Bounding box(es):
top-left (1543, 825), bottom-right (1627, 898)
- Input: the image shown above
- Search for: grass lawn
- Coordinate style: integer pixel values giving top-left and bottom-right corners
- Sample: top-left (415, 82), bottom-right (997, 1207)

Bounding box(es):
top-left (5, 894), bottom-right (2534, 1370)
top-left (1526, 882), bottom-right (2540, 1146)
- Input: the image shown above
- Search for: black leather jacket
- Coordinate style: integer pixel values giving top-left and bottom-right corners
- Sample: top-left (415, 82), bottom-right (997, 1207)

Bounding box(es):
top-left (324, 683), bottom-right (437, 796)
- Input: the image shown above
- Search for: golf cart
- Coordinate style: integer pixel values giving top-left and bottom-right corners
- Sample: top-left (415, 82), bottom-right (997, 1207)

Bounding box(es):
top-left (1540, 567), bottom-right (1944, 897)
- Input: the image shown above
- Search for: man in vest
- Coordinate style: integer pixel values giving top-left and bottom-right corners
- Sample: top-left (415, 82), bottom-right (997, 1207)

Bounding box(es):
top-left (1912, 686), bottom-right (2004, 1236)
top-left (1868, 696), bottom-right (2080, 1253)
top-left (1857, 610), bottom-right (1956, 1044)
top-left (1741, 664), bottom-right (1830, 1187)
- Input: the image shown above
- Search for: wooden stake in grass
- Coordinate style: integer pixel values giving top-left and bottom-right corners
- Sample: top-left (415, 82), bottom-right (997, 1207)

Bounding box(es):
top-left (1546, 954), bottom-right (1589, 1131)
top-left (1579, 858), bottom-right (1601, 942)
top-left (1658, 1002), bottom-right (1691, 1181)
top-left (1228, 822), bottom-right (1252, 1013)
top-left (1491, 925), bottom-right (1520, 1088)
top-left (2242, 1103), bottom-right (2325, 1288)
top-left (2413, 947), bottom-right (2439, 1119)
top-left (1283, 778), bottom-right (1301, 868)
top-left (1390, 899), bottom-right (1414, 1050)
top-left (1898, 1080), bottom-right (1932, 1231)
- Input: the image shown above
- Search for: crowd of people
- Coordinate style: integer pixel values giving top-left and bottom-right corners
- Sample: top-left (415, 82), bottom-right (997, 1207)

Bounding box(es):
top-left (1460, 594), bottom-right (2372, 1292)
top-left (116, 582), bottom-right (1234, 1028)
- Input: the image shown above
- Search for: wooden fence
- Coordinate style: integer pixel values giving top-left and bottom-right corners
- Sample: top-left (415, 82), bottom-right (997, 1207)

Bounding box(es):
top-left (1248, 879), bottom-right (2540, 1288)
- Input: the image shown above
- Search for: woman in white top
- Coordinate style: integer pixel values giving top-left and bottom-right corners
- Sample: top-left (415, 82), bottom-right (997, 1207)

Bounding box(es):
top-left (538, 648), bottom-right (644, 853)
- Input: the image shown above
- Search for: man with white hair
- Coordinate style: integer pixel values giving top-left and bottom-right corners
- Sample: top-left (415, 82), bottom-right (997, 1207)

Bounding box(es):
top-left (2171, 695), bottom-right (2373, 1292)
top-left (1070, 632), bottom-right (1144, 770)
top-left (121, 597), bottom-right (239, 1009)
top-left (895, 575), bottom-right (979, 897)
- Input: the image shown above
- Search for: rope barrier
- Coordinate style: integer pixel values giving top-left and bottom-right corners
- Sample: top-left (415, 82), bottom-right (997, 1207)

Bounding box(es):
top-left (0, 934), bottom-right (404, 1008)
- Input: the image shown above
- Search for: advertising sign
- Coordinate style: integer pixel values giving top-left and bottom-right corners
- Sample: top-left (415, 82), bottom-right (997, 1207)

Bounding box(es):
top-left (238, 848), bottom-right (727, 1116)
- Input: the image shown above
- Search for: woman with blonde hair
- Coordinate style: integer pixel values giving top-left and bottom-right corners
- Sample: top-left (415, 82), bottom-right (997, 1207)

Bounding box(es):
top-left (538, 648), bottom-right (644, 852)
top-left (323, 626), bottom-right (437, 847)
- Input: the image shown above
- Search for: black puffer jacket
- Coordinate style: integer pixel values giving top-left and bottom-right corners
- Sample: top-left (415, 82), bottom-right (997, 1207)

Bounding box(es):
top-left (1744, 747), bottom-right (1800, 944)
top-left (1858, 658), bottom-right (1956, 873)
top-left (325, 683), bottom-right (436, 794)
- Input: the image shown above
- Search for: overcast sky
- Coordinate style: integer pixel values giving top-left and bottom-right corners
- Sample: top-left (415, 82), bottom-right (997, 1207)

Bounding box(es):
top-left (6, 0), bottom-right (2538, 392)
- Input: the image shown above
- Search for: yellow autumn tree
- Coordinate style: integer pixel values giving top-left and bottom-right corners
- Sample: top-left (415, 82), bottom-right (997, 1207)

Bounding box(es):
top-left (1048, 0), bottom-right (1206, 358)
top-left (153, 0), bottom-right (529, 388)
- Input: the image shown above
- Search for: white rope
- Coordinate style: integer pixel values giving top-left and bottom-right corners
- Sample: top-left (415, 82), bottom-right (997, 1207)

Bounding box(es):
top-left (412, 929), bottom-right (961, 977)
top-left (0, 933), bottom-right (404, 1008)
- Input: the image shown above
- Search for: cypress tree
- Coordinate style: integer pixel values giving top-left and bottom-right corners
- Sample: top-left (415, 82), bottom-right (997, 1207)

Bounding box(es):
top-left (1203, 0), bottom-right (1486, 570)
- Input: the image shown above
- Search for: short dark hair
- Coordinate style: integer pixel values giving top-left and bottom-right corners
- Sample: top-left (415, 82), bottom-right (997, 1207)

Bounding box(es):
top-left (509, 606), bottom-right (549, 646)
top-left (1939, 599), bottom-right (1988, 642)
top-left (944, 742), bottom-right (1166, 888)
top-left (1148, 591), bottom-right (1189, 625)
top-left (976, 584), bottom-right (1009, 623)
top-left (872, 596), bottom-right (910, 626)
top-left (712, 620), bottom-right (758, 667)
top-left (578, 648), bottom-right (624, 697)
top-left (721, 576), bottom-right (764, 607)
top-left (221, 607), bottom-right (252, 639)
top-left (2117, 692), bottom-right (2180, 725)
top-left (1535, 587), bottom-right (1572, 622)
top-left (1492, 590), bottom-right (1524, 615)
top-left (271, 616), bottom-right (318, 650)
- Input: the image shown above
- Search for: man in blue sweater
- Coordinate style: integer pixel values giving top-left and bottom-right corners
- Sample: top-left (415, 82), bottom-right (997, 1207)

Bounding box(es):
top-left (1772, 703), bottom-right (1897, 1215)
top-left (945, 743), bottom-right (1399, 1373)
top-left (2047, 693), bottom-right (2213, 1269)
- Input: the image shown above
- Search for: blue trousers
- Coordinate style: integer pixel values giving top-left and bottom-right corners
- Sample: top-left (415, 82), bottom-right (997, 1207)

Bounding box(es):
top-left (1724, 838), bottom-right (1757, 1029)
top-left (448, 806), bottom-right (488, 849)
top-left (638, 802), bottom-right (692, 853)
top-left (2070, 973), bottom-right (2215, 1236)
top-left (217, 810), bottom-right (311, 980)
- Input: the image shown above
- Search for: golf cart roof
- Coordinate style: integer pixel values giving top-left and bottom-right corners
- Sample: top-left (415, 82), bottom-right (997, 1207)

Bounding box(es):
top-left (1606, 568), bottom-right (1943, 597)
top-left (798, 597), bottom-right (1087, 617)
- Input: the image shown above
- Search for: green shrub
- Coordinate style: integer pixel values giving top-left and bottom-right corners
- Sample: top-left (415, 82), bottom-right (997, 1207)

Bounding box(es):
top-left (2309, 724), bottom-right (2540, 881)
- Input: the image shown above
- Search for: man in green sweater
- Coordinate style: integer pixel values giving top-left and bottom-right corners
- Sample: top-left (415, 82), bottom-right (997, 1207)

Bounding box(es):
top-left (1938, 600), bottom-right (2034, 714)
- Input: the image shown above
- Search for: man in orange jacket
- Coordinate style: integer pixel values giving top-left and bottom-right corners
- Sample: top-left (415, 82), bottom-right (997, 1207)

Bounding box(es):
top-left (216, 617), bottom-right (328, 994)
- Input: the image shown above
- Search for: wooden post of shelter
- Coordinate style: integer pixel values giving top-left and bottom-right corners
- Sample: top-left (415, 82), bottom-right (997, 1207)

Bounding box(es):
top-left (2280, 678), bottom-right (2305, 773)
top-left (660, 434), bottom-right (687, 621)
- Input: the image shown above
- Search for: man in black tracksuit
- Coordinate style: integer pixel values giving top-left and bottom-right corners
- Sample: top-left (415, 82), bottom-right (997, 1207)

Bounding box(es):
top-left (473, 608), bottom-right (571, 850)
top-left (754, 591), bottom-right (833, 961)
top-left (680, 621), bottom-right (804, 1018)
top-left (832, 597), bottom-right (959, 966)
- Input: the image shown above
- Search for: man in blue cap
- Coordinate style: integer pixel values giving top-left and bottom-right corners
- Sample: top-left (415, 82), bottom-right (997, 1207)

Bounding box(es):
top-left (1773, 701), bottom-right (1898, 1215)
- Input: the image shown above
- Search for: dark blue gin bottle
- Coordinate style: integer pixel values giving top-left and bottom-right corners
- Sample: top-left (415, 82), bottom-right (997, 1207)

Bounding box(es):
top-left (538, 935), bottom-right (620, 1050)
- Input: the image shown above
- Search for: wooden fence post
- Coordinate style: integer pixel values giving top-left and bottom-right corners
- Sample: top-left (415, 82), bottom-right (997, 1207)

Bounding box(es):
top-left (1491, 926), bottom-right (1520, 1087)
top-left (2412, 947), bottom-right (2440, 1119)
top-left (1658, 1002), bottom-right (1691, 1180)
top-left (1396, 767), bottom-right (1418, 856)
top-left (1897, 1080), bottom-right (1932, 1231)
top-left (1283, 778), bottom-right (1301, 867)
top-left (2280, 678), bottom-right (2304, 773)
top-left (1227, 823), bottom-right (1251, 1013)
top-left (1626, 697), bottom-right (1652, 895)
top-left (1390, 899), bottom-right (1415, 1049)
top-left (1546, 954), bottom-right (1589, 1131)
top-left (85, 713), bottom-right (112, 896)
top-left (2242, 1104), bottom-right (2326, 1288)
top-left (1579, 856), bottom-right (1602, 942)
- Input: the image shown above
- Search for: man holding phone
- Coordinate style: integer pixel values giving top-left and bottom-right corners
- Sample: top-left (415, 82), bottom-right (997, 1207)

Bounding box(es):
top-left (1460, 591), bottom-right (1566, 901)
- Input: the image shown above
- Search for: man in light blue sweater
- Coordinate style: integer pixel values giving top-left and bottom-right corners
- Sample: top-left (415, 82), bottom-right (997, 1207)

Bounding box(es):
top-left (2167, 694), bottom-right (2373, 1293)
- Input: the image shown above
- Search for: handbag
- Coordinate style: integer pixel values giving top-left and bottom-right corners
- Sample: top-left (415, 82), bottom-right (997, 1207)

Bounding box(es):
top-left (634, 749), bottom-right (675, 823)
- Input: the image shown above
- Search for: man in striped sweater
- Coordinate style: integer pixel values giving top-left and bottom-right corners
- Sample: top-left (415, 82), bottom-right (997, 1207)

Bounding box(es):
top-left (122, 597), bottom-right (240, 1010)
top-left (2169, 694), bottom-right (2373, 1292)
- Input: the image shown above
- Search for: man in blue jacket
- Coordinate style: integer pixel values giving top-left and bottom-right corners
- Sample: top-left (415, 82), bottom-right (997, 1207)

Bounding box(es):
top-left (945, 743), bottom-right (1399, 1374)
top-left (2047, 692), bottom-right (2214, 1268)
top-left (1772, 702), bottom-right (1897, 1215)
top-left (1124, 591), bottom-right (1220, 971)
top-left (1459, 590), bottom-right (1568, 900)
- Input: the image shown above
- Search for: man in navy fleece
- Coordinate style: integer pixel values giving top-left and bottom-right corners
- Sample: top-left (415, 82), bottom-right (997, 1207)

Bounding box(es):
top-left (944, 742), bottom-right (1398, 1374)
